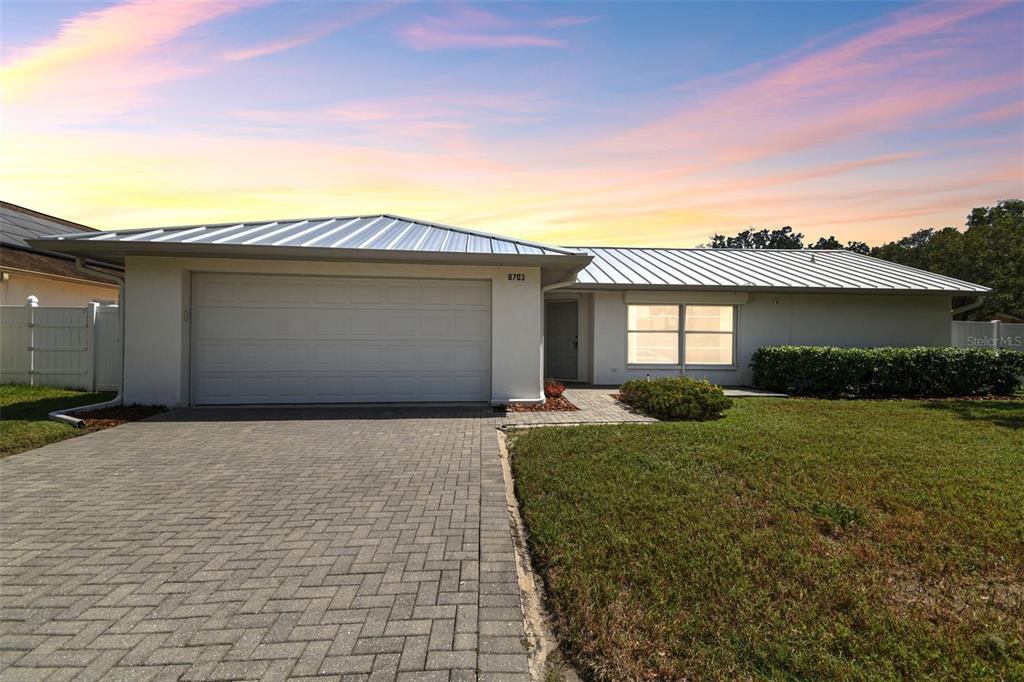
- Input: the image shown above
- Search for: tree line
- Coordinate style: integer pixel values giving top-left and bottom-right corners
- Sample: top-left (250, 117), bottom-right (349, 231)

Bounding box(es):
top-left (705, 199), bottom-right (1023, 321)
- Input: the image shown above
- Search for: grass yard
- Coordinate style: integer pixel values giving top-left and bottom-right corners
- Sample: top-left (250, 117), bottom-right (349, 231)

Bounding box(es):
top-left (510, 398), bottom-right (1024, 681)
top-left (1, 384), bottom-right (115, 457)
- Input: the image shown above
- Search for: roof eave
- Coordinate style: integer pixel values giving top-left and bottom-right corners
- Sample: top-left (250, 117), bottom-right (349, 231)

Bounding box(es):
top-left (2, 241), bottom-right (124, 270)
top-left (26, 239), bottom-right (593, 286)
top-left (561, 282), bottom-right (990, 296)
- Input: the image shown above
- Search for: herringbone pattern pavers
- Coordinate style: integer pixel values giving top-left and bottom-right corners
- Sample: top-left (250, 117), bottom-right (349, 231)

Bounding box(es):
top-left (0, 407), bottom-right (528, 681)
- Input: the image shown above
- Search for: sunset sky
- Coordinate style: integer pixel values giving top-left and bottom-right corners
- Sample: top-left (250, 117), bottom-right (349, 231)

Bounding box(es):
top-left (1, 0), bottom-right (1022, 247)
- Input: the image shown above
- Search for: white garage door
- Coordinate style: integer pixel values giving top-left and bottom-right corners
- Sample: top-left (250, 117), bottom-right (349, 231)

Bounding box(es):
top-left (191, 273), bottom-right (491, 404)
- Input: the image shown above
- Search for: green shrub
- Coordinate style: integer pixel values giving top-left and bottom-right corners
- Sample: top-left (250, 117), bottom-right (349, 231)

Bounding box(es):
top-left (751, 346), bottom-right (1024, 398)
top-left (618, 377), bottom-right (733, 420)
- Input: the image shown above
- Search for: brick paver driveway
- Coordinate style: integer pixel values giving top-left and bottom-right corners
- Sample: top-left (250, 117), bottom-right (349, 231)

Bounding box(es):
top-left (0, 407), bottom-right (528, 681)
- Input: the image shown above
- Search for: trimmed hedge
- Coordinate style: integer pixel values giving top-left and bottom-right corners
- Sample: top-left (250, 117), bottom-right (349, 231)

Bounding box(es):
top-left (750, 346), bottom-right (1024, 398)
top-left (619, 377), bottom-right (733, 420)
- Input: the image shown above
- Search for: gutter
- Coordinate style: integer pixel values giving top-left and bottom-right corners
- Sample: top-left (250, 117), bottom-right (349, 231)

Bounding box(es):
top-left (952, 296), bottom-right (985, 318)
top-left (541, 256), bottom-right (591, 294)
top-left (48, 258), bottom-right (126, 428)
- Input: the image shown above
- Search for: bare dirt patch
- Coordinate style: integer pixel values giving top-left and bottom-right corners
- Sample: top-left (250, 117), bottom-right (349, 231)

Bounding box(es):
top-left (80, 405), bottom-right (165, 429)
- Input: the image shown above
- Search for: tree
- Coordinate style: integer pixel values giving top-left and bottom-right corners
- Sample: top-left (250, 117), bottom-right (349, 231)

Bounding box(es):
top-left (870, 200), bottom-right (1023, 320)
top-left (706, 227), bottom-right (868, 253)
top-left (707, 226), bottom-right (804, 249)
top-left (808, 235), bottom-right (842, 250)
top-left (808, 236), bottom-right (870, 254)
top-left (703, 201), bottom-right (1022, 319)
top-left (845, 240), bottom-right (870, 255)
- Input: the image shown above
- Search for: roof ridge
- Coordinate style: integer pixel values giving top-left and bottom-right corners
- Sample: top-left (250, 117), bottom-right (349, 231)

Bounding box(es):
top-left (54, 212), bottom-right (580, 255)
top-left (379, 214), bottom-right (579, 255)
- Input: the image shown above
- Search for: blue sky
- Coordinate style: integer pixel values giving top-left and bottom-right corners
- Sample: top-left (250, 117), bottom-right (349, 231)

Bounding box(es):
top-left (2, 1), bottom-right (1021, 246)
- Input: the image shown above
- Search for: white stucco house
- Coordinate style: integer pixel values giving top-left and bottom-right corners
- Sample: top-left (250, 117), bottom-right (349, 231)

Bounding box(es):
top-left (31, 214), bottom-right (990, 407)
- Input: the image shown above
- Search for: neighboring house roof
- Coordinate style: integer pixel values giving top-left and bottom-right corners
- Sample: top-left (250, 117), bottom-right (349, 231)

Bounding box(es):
top-left (1, 201), bottom-right (103, 247)
top-left (1, 248), bottom-right (120, 285)
top-left (41, 214), bottom-right (580, 257)
top-left (1, 202), bottom-right (121, 285)
top-left (570, 246), bottom-right (990, 295)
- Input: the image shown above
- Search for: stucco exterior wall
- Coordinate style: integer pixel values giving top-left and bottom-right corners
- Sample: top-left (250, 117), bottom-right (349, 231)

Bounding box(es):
top-left (587, 290), bottom-right (953, 386)
top-left (0, 271), bottom-right (117, 307)
top-left (123, 256), bottom-right (542, 406)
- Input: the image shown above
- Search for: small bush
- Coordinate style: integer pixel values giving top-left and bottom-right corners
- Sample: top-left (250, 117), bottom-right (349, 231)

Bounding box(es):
top-left (751, 346), bottom-right (1024, 398)
top-left (544, 378), bottom-right (566, 399)
top-left (618, 377), bottom-right (732, 420)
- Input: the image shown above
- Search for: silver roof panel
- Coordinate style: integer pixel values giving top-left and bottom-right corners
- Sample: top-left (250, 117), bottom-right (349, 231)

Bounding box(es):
top-left (40, 213), bottom-right (579, 257)
top-left (572, 247), bottom-right (990, 294)
top-left (29, 208), bottom-right (989, 294)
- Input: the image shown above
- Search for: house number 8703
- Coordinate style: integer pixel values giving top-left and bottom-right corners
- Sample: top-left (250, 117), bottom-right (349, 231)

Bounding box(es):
top-left (507, 273), bottom-right (526, 281)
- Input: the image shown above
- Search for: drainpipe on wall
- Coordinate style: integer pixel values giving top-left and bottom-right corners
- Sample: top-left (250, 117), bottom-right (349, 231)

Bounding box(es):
top-left (48, 258), bottom-right (126, 428)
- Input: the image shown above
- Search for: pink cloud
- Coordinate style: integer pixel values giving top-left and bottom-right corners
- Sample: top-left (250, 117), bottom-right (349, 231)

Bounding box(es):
top-left (541, 16), bottom-right (599, 28)
top-left (221, 3), bottom-right (396, 61)
top-left (1, 0), bottom-right (267, 123)
top-left (232, 90), bottom-right (554, 152)
top-left (398, 5), bottom-right (579, 50)
top-left (960, 100), bottom-right (1024, 125)
top-left (599, 1), bottom-right (1021, 172)
top-left (401, 27), bottom-right (564, 50)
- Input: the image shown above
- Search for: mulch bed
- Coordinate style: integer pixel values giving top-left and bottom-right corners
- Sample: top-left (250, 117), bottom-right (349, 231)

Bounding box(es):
top-left (79, 405), bottom-right (166, 428)
top-left (507, 397), bottom-right (579, 412)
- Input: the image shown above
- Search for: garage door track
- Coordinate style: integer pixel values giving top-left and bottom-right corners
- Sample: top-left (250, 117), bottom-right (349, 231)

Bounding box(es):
top-left (0, 407), bottom-right (528, 681)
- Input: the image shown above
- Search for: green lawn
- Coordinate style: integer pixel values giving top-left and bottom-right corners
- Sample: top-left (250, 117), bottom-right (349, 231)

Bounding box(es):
top-left (510, 398), bottom-right (1024, 681)
top-left (0, 384), bottom-right (115, 457)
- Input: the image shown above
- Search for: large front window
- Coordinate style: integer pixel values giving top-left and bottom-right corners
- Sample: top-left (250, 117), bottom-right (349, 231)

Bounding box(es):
top-left (627, 305), bottom-right (679, 364)
top-left (627, 304), bottom-right (734, 366)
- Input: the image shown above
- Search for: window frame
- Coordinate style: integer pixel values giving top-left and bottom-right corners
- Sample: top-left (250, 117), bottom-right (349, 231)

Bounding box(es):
top-left (625, 303), bottom-right (738, 369)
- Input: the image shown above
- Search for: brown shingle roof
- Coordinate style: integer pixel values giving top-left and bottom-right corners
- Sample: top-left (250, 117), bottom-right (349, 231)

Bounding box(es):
top-left (0, 246), bottom-right (120, 286)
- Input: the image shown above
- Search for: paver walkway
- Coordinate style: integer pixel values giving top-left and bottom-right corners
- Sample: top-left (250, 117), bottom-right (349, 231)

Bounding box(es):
top-left (0, 407), bottom-right (528, 681)
top-left (501, 386), bottom-right (655, 427)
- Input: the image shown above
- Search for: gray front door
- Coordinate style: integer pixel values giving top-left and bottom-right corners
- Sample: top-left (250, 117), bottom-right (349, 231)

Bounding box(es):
top-left (545, 300), bottom-right (578, 380)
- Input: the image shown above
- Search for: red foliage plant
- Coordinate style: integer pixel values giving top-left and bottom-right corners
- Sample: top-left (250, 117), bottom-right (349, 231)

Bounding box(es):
top-left (544, 378), bottom-right (567, 398)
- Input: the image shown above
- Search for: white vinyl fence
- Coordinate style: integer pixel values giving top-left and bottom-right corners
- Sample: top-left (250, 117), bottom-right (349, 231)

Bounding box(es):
top-left (0, 297), bottom-right (122, 391)
top-left (951, 320), bottom-right (1024, 351)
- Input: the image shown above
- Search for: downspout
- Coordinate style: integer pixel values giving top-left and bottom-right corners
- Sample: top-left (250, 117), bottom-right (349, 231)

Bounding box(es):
top-left (48, 258), bottom-right (126, 428)
top-left (952, 296), bottom-right (984, 318)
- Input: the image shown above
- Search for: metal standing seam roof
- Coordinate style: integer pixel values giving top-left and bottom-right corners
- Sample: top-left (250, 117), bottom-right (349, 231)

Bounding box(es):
top-left (571, 247), bottom-right (990, 294)
top-left (43, 214), bottom-right (581, 257)
top-left (29, 210), bottom-right (989, 294)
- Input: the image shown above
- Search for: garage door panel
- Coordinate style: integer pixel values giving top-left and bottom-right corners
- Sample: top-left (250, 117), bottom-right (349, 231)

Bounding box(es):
top-left (192, 274), bottom-right (491, 404)
top-left (453, 285), bottom-right (488, 307)
top-left (194, 371), bottom-right (490, 404)
top-left (385, 285), bottom-right (420, 305)
top-left (452, 312), bottom-right (490, 338)
top-left (421, 287), bottom-right (453, 306)
top-left (382, 316), bottom-right (418, 337)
